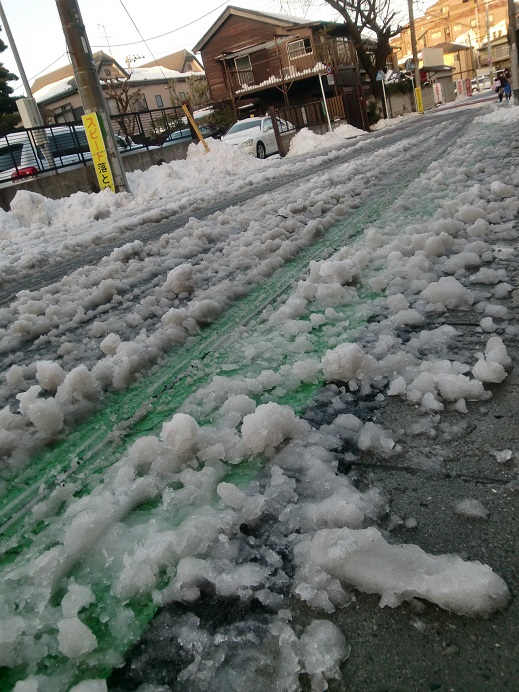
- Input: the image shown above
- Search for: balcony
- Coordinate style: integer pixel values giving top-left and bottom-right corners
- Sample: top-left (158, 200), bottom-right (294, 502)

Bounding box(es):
top-left (224, 38), bottom-right (354, 96)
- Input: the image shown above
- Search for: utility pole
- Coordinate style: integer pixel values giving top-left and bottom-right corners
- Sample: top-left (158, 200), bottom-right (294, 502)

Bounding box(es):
top-left (0, 1), bottom-right (57, 172)
top-left (407, 0), bottom-right (424, 113)
top-left (507, 0), bottom-right (519, 104)
top-left (485, 1), bottom-right (493, 79)
top-left (55, 0), bottom-right (129, 193)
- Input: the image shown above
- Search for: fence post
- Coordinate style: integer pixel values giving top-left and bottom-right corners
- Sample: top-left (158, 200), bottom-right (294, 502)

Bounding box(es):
top-left (268, 106), bottom-right (285, 157)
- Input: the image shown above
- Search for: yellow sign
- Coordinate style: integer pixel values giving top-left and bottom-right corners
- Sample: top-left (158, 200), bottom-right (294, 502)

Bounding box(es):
top-left (415, 87), bottom-right (424, 114)
top-left (81, 113), bottom-right (116, 192)
top-left (181, 103), bottom-right (210, 153)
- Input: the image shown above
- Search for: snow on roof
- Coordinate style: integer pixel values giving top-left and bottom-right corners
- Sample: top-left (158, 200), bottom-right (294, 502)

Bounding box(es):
top-left (128, 66), bottom-right (204, 82)
top-left (33, 76), bottom-right (76, 104)
top-left (33, 65), bottom-right (205, 105)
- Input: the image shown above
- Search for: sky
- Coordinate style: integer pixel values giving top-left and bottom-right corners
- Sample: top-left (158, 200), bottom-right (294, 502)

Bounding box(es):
top-left (0, 100), bottom-right (517, 688)
top-left (0, 0), bottom-right (344, 97)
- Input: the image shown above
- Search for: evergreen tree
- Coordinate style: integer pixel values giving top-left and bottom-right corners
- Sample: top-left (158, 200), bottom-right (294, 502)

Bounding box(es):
top-left (0, 30), bottom-right (20, 136)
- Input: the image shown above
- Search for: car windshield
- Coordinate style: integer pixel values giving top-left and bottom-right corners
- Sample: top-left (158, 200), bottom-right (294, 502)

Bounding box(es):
top-left (0, 143), bottom-right (24, 172)
top-left (167, 129), bottom-right (191, 140)
top-left (226, 120), bottom-right (260, 134)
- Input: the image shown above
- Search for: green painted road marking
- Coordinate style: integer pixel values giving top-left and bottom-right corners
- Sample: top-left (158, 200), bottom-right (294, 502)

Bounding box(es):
top-left (0, 118), bottom-right (476, 689)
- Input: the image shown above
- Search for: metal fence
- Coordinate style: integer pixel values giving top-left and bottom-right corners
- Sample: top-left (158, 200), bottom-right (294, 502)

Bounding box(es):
top-left (0, 106), bottom-right (192, 184)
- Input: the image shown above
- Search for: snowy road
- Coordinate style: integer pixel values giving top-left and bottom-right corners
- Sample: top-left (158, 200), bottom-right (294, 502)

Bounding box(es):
top-left (0, 103), bottom-right (518, 690)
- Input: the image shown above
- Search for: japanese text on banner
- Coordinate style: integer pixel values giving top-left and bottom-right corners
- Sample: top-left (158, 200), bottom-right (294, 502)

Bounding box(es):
top-left (81, 113), bottom-right (116, 192)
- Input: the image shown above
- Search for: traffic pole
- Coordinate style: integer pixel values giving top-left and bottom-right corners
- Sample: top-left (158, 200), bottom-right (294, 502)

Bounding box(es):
top-left (55, 0), bottom-right (129, 193)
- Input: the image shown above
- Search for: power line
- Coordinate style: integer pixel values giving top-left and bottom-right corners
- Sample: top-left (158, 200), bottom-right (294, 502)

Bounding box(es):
top-left (90, 1), bottom-right (229, 49)
top-left (118, 0), bottom-right (168, 82)
top-left (11, 52), bottom-right (69, 92)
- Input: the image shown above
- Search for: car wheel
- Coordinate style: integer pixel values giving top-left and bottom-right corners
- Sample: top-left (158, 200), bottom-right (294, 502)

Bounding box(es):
top-left (256, 142), bottom-right (266, 159)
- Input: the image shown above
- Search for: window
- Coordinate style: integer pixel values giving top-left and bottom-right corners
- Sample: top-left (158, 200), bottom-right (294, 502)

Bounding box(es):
top-left (186, 63), bottom-right (192, 70)
top-left (104, 68), bottom-right (111, 77)
top-left (130, 94), bottom-right (148, 111)
top-left (178, 91), bottom-right (186, 100)
top-left (234, 55), bottom-right (253, 86)
top-left (334, 38), bottom-right (353, 64)
top-left (287, 37), bottom-right (312, 60)
top-left (51, 103), bottom-right (75, 123)
top-left (431, 30), bottom-right (442, 40)
top-left (155, 94), bottom-right (164, 107)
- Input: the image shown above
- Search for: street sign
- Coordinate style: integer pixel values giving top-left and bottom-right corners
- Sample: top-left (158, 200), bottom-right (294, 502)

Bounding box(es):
top-left (405, 59), bottom-right (415, 72)
top-left (326, 63), bottom-right (333, 74)
top-left (327, 74), bottom-right (335, 85)
top-left (376, 70), bottom-right (385, 81)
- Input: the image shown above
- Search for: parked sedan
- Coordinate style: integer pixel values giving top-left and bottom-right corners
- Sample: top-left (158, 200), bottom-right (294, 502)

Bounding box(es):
top-left (221, 116), bottom-right (294, 158)
top-left (162, 125), bottom-right (216, 146)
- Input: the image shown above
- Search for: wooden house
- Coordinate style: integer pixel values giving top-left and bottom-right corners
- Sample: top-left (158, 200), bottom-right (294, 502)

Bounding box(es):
top-left (193, 6), bottom-right (368, 129)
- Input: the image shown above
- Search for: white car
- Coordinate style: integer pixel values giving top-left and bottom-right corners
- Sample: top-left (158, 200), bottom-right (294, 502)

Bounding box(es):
top-left (221, 116), bottom-right (294, 158)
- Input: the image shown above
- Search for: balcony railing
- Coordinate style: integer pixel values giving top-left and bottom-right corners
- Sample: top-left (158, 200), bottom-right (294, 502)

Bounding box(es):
top-left (228, 53), bottom-right (327, 94)
top-left (226, 39), bottom-right (355, 95)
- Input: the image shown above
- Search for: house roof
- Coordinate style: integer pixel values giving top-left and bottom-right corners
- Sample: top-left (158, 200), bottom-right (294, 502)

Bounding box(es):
top-left (433, 42), bottom-right (471, 53)
top-left (192, 5), bottom-right (323, 54)
top-left (33, 68), bottom-right (202, 107)
top-left (127, 66), bottom-right (203, 83)
top-left (140, 49), bottom-right (203, 72)
top-left (33, 76), bottom-right (78, 105)
top-left (31, 51), bottom-right (127, 92)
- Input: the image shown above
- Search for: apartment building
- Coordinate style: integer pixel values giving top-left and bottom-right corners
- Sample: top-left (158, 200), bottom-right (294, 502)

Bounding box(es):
top-left (390, 0), bottom-right (510, 80)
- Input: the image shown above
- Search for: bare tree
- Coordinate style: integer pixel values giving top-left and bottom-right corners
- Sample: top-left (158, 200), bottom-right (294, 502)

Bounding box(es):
top-left (299, 0), bottom-right (405, 85)
top-left (102, 75), bottom-right (145, 138)
top-left (102, 76), bottom-right (145, 115)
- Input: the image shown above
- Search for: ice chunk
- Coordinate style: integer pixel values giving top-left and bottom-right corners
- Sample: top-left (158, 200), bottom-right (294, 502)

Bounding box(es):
top-left (99, 333), bottom-right (121, 356)
top-left (164, 263), bottom-right (194, 295)
top-left (57, 617), bottom-right (97, 658)
top-left (492, 449), bottom-right (513, 464)
top-left (421, 277), bottom-right (474, 309)
top-left (35, 360), bottom-right (65, 390)
top-left (321, 342), bottom-right (377, 382)
top-left (69, 682), bottom-right (107, 692)
top-left (0, 615), bottom-right (25, 667)
top-left (303, 527), bottom-right (510, 617)
top-left (472, 359), bottom-right (506, 384)
top-left (61, 583), bottom-right (95, 618)
top-left (299, 619), bottom-right (349, 689)
top-left (241, 402), bottom-right (307, 455)
top-left (453, 498), bottom-right (490, 520)
top-left (160, 413), bottom-right (199, 458)
top-left (217, 482), bottom-right (246, 510)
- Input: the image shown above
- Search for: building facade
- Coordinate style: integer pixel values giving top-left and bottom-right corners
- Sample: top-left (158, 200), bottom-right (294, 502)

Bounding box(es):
top-left (32, 52), bottom-right (204, 125)
top-left (390, 0), bottom-right (510, 80)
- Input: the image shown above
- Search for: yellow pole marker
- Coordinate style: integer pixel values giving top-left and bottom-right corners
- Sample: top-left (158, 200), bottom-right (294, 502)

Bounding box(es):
top-left (82, 112), bottom-right (116, 192)
top-left (181, 103), bottom-right (210, 153)
top-left (415, 87), bottom-right (424, 114)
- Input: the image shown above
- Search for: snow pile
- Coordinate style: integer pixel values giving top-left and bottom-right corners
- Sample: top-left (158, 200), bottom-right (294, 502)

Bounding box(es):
top-left (371, 112), bottom-right (421, 131)
top-left (287, 122), bottom-right (365, 157)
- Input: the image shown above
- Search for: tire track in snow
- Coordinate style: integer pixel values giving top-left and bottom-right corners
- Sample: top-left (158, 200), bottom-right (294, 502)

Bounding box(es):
top-left (0, 111), bottom-right (475, 550)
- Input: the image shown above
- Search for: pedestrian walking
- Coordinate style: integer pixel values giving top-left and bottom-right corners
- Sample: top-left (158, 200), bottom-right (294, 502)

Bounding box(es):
top-left (493, 75), bottom-right (502, 101)
top-left (498, 74), bottom-right (509, 102)
top-left (503, 80), bottom-right (512, 101)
